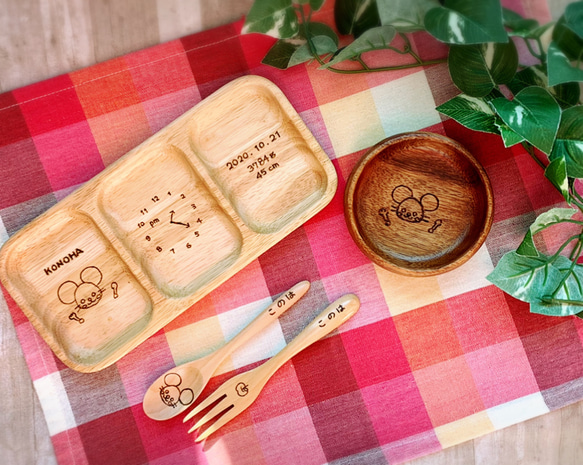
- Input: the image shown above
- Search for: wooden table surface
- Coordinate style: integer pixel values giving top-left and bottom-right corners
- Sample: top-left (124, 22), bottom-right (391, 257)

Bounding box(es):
top-left (1, 1), bottom-right (581, 464)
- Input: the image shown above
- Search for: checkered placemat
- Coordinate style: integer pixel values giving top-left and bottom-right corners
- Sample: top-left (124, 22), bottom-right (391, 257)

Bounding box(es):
top-left (3, 0), bottom-right (582, 464)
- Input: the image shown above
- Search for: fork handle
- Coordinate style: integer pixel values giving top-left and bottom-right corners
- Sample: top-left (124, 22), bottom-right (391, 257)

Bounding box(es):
top-left (259, 293), bottom-right (360, 377)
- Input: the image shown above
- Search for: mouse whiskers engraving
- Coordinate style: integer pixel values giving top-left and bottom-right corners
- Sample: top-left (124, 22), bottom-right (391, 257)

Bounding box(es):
top-left (378, 185), bottom-right (443, 233)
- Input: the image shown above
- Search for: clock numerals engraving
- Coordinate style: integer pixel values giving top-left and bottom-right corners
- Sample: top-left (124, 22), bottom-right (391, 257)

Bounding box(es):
top-left (135, 191), bottom-right (205, 254)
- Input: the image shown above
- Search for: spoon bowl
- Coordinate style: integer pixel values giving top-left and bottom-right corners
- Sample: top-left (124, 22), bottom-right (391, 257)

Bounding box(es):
top-left (143, 280), bottom-right (310, 420)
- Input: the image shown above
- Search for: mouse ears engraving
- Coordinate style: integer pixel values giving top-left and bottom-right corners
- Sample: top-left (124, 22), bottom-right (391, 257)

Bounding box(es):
top-left (392, 185), bottom-right (439, 213)
top-left (57, 266), bottom-right (104, 306)
top-left (159, 373), bottom-right (195, 408)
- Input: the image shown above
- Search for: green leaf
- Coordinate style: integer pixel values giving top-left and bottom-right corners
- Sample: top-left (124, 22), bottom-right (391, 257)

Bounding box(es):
top-left (516, 230), bottom-right (539, 257)
top-left (507, 66), bottom-right (581, 109)
top-left (517, 207), bottom-right (577, 257)
top-left (424, 0), bottom-right (508, 44)
top-left (262, 39), bottom-right (303, 69)
top-left (547, 41), bottom-right (583, 86)
top-left (289, 35), bottom-right (338, 67)
top-left (495, 121), bottom-right (525, 147)
top-left (261, 22), bottom-right (338, 69)
top-left (503, 8), bottom-right (539, 35)
top-left (334, 0), bottom-right (381, 37)
top-left (487, 251), bottom-right (564, 303)
top-left (321, 25), bottom-right (396, 68)
top-left (531, 256), bottom-right (583, 316)
top-left (491, 87), bottom-right (561, 154)
top-left (553, 15), bottom-right (583, 61)
top-left (436, 91), bottom-right (502, 134)
top-left (549, 106), bottom-right (583, 178)
top-left (302, 22), bottom-right (340, 45)
top-left (565, 0), bottom-right (583, 40)
top-left (448, 41), bottom-right (518, 97)
top-left (435, 90), bottom-right (525, 147)
top-left (243, 0), bottom-right (298, 38)
top-left (544, 156), bottom-right (571, 203)
top-left (532, 207), bottom-right (577, 234)
top-left (502, 8), bottom-right (551, 39)
top-left (377, 0), bottom-right (439, 32)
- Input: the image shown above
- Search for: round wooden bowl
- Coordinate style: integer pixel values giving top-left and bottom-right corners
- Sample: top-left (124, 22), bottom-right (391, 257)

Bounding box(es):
top-left (345, 132), bottom-right (494, 276)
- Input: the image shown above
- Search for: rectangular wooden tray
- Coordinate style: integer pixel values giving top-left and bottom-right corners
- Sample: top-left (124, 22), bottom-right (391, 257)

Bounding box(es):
top-left (0, 76), bottom-right (338, 373)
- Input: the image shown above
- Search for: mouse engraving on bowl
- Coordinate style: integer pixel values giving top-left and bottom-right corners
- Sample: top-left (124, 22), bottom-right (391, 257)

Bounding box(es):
top-left (378, 185), bottom-right (443, 233)
top-left (57, 266), bottom-right (119, 324)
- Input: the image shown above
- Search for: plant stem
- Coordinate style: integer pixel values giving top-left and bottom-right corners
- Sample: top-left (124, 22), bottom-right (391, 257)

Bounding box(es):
top-left (551, 236), bottom-right (583, 297)
top-left (539, 297), bottom-right (583, 306)
top-left (572, 185), bottom-right (583, 206)
top-left (536, 37), bottom-right (547, 62)
top-left (324, 59), bottom-right (447, 74)
top-left (524, 38), bottom-right (543, 62)
top-left (548, 233), bottom-right (582, 264)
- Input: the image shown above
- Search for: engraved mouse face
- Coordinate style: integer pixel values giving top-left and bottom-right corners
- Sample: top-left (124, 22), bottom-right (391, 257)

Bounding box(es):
top-left (396, 197), bottom-right (424, 222)
top-left (75, 282), bottom-right (103, 309)
top-left (391, 185), bottom-right (439, 224)
top-left (58, 266), bottom-right (105, 310)
top-left (159, 373), bottom-right (194, 408)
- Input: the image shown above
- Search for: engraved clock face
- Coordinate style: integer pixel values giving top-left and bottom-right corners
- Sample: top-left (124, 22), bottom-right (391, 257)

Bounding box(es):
top-left (100, 146), bottom-right (242, 297)
top-left (135, 190), bottom-right (204, 255)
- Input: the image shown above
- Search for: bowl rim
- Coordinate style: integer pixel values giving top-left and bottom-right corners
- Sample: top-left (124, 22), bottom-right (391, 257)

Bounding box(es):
top-left (344, 131), bottom-right (494, 277)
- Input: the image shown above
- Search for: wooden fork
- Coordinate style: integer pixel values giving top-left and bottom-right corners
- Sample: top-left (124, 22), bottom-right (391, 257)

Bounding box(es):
top-left (183, 293), bottom-right (360, 442)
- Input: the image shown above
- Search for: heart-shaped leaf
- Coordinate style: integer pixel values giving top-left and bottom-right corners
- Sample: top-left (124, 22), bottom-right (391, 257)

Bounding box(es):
top-left (448, 41), bottom-right (518, 96)
top-left (531, 207), bottom-right (577, 234)
top-left (487, 251), bottom-right (564, 303)
top-left (243, 0), bottom-right (298, 38)
top-left (531, 256), bottom-right (583, 317)
top-left (503, 8), bottom-right (539, 35)
top-left (491, 87), bottom-right (561, 154)
top-left (508, 65), bottom-right (581, 109)
top-left (553, 15), bottom-right (583, 61)
top-left (377, 0), bottom-right (440, 32)
top-left (495, 121), bottom-right (525, 147)
top-left (547, 41), bottom-right (583, 86)
top-left (502, 8), bottom-right (552, 39)
top-left (436, 90), bottom-right (502, 134)
top-left (424, 0), bottom-right (508, 44)
top-left (549, 106), bottom-right (583, 178)
top-left (565, 0), bottom-right (583, 40)
top-left (262, 39), bottom-right (302, 69)
top-left (544, 157), bottom-right (571, 203)
top-left (321, 25), bottom-right (396, 68)
top-left (516, 207), bottom-right (577, 257)
top-left (288, 36), bottom-right (338, 66)
top-left (335, 0), bottom-right (381, 37)
top-left (262, 23), bottom-right (338, 69)
top-left (516, 229), bottom-right (539, 257)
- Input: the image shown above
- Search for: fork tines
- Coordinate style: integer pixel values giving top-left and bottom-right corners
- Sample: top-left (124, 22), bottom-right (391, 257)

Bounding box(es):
top-left (186, 395), bottom-right (236, 442)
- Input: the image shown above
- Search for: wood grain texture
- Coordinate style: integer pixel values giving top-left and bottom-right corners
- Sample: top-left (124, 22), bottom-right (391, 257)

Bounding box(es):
top-left (345, 132), bottom-right (493, 276)
top-left (0, 0), bottom-right (581, 464)
top-left (0, 76), bottom-right (336, 372)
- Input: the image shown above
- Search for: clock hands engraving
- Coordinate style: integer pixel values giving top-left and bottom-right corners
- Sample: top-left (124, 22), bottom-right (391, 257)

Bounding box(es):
top-left (169, 211), bottom-right (190, 228)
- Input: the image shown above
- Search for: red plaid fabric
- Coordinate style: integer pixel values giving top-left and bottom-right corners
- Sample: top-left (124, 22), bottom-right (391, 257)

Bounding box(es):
top-left (2, 1), bottom-right (580, 464)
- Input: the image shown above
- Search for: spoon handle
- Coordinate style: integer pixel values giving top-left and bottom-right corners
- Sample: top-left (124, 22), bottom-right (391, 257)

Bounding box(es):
top-left (205, 280), bottom-right (311, 368)
top-left (257, 293), bottom-right (360, 383)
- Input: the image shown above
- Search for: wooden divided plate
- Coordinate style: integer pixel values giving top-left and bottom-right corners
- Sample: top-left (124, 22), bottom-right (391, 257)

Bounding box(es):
top-left (0, 76), bottom-right (337, 372)
top-left (345, 132), bottom-right (493, 276)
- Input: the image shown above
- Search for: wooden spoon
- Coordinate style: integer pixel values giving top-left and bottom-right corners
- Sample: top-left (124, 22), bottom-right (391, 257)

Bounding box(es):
top-left (143, 280), bottom-right (310, 420)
